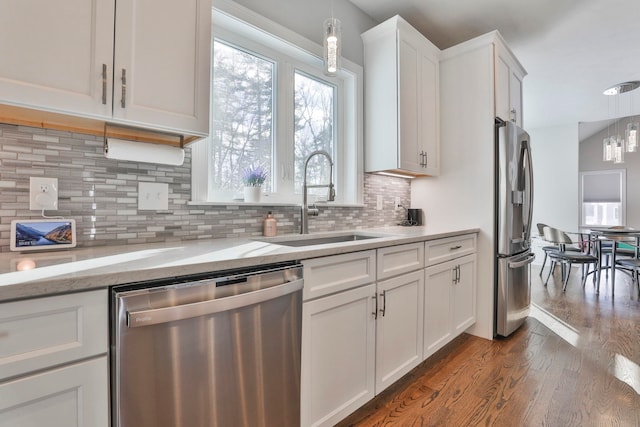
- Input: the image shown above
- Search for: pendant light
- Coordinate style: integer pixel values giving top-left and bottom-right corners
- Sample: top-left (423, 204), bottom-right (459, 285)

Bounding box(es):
top-left (626, 121), bottom-right (639, 152)
top-left (603, 80), bottom-right (640, 160)
top-left (323, 4), bottom-right (341, 77)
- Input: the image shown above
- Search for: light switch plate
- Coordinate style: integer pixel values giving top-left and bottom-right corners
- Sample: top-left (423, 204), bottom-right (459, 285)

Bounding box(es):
top-left (138, 182), bottom-right (169, 210)
top-left (29, 177), bottom-right (58, 210)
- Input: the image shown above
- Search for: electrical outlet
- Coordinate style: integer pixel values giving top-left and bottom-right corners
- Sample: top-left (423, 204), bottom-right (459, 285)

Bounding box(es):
top-left (376, 195), bottom-right (383, 210)
top-left (138, 182), bottom-right (169, 210)
top-left (29, 177), bottom-right (58, 210)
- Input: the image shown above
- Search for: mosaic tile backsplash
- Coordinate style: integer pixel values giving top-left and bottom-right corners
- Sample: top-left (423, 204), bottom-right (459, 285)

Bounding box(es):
top-left (0, 123), bottom-right (411, 251)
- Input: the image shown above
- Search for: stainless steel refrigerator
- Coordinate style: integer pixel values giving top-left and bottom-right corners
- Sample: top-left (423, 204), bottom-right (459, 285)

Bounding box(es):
top-left (495, 118), bottom-right (536, 337)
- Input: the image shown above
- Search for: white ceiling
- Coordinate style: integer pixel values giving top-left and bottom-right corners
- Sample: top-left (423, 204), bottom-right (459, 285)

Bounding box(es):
top-left (349, 0), bottom-right (640, 130)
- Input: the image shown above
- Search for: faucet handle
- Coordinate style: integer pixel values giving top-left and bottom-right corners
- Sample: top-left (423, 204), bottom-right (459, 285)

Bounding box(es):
top-left (308, 204), bottom-right (319, 216)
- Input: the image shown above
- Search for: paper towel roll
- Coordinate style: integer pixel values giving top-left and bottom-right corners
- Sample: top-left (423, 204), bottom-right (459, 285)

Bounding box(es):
top-left (104, 138), bottom-right (185, 166)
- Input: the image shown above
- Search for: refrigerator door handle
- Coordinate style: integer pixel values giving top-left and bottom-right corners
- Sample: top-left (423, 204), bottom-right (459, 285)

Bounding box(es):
top-left (523, 139), bottom-right (534, 244)
top-left (508, 253), bottom-right (536, 269)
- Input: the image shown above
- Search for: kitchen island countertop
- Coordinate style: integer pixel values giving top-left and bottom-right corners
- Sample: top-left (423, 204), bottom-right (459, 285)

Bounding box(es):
top-left (0, 225), bottom-right (479, 302)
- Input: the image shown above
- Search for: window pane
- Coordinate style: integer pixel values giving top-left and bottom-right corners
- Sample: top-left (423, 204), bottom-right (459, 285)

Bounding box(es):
top-left (582, 202), bottom-right (621, 226)
top-left (294, 71), bottom-right (335, 196)
top-left (211, 41), bottom-right (273, 192)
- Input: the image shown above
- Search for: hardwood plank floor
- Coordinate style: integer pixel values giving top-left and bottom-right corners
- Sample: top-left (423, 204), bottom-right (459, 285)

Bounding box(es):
top-left (337, 264), bottom-right (640, 427)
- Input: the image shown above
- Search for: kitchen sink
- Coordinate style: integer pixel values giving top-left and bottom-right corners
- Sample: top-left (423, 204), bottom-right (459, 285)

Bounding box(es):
top-left (262, 232), bottom-right (389, 247)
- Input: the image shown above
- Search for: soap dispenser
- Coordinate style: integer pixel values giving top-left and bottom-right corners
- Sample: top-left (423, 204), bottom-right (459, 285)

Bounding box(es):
top-left (263, 211), bottom-right (277, 237)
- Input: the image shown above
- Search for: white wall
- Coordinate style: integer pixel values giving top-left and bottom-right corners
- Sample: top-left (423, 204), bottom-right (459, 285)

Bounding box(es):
top-left (530, 123), bottom-right (580, 232)
top-left (230, 0), bottom-right (377, 66)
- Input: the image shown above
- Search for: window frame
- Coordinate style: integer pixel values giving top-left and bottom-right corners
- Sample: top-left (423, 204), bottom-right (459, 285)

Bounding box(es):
top-left (190, 1), bottom-right (363, 206)
top-left (578, 169), bottom-right (626, 227)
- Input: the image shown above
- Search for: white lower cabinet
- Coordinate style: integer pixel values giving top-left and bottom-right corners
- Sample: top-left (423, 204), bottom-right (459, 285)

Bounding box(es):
top-left (301, 245), bottom-right (426, 427)
top-left (0, 356), bottom-right (108, 427)
top-left (301, 284), bottom-right (376, 427)
top-left (375, 269), bottom-right (424, 393)
top-left (0, 290), bottom-right (108, 427)
top-left (424, 253), bottom-right (477, 359)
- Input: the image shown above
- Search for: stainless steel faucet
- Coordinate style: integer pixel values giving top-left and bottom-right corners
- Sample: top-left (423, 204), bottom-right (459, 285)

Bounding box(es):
top-left (301, 150), bottom-right (335, 234)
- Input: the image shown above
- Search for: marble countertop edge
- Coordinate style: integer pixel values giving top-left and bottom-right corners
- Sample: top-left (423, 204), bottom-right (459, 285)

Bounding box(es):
top-left (0, 226), bottom-right (480, 302)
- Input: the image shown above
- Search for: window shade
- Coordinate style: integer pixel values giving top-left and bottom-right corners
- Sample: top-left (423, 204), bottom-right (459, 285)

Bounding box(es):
top-left (582, 172), bottom-right (621, 203)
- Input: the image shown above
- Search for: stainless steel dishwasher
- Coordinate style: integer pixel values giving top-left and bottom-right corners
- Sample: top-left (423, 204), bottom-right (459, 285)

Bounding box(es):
top-left (111, 262), bottom-right (303, 427)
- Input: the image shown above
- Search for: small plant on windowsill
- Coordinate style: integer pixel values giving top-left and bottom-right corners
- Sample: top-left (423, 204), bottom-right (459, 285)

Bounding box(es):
top-left (242, 165), bottom-right (267, 203)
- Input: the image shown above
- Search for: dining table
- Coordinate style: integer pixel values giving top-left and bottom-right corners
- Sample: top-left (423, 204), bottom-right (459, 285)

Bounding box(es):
top-left (588, 227), bottom-right (640, 296)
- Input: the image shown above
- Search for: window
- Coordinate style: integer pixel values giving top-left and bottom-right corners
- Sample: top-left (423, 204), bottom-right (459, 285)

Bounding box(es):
top-left (191, 5), bottom-right (362, 205)
top-left (579, 169), bottom-right (626, 227)
top-left (211, 40), bottom-right (274, 193)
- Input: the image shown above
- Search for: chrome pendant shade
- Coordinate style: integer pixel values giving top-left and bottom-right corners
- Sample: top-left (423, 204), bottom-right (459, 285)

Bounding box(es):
top-left (323, 17), bottom-right (341, 76)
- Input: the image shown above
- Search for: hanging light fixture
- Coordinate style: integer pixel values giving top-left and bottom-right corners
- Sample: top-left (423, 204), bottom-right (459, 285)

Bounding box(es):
top-left (603, 80), bottom-right (640, 159)
top-left (626, 121), bottom-right (639, 152)
top-left (603, 136), bottom-right (613, 161)
top-left (613, 135), bottom-right (625, 163)
top-left (323, 14), bottom-right (341, 77)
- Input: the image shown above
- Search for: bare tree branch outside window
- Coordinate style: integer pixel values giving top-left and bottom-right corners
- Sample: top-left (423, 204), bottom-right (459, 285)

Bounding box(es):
top-left (212, 41), bottom-right (273, 192)
top-left (294, 71), bottom-right (335, 197)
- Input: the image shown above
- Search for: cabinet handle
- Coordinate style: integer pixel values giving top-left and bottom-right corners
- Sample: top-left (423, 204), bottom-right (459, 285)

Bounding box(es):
top-left (453, 265), bottom-right (460, 284)
top-left (510, 108), bottom-right (517, 122)
top-left (372, 294), bottom-right (378, 319)
top-left (419, 151), bottom-right (427, 168)
top-left (101, 64), bottom-right (107, 105)
top-left (424, 152), bottom-right (428, 167)
top-left (450, 245), bottom-right (462, 251)
top-left (121, 68), bottom-right (127, 108)
top-left (380, 290), bottom-right (387, 317)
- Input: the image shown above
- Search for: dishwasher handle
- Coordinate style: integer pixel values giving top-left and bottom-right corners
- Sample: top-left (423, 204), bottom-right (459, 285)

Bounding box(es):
top-left (127, 278), bottom-right (303, 328)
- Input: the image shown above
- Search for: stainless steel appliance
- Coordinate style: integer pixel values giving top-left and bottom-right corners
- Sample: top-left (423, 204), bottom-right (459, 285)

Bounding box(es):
top-left (111, 262), bottom-right (303, 427)
top-left (495, 118), bottom-right (535, 337)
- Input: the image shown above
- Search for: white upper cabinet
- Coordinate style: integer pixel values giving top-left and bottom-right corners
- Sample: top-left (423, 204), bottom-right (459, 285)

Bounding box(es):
top-left (494, 41), bottom-right (525, 127)
top-left (362, 15), bottom-right (440, 176)
top-left (0, 0), bottom-right (211, 137)
top-left (0, 0), bottom-right (115, 118)
top-left (113, 0), bottom-right (211, 135)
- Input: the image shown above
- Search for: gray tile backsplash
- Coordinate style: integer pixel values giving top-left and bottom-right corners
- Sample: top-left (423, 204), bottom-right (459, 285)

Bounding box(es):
top-left (0, 123), bottom-right (411, 251)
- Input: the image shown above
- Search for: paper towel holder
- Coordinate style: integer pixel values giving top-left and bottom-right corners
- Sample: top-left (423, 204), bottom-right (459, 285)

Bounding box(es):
top-left (103, 123), bottom-right (186, 166)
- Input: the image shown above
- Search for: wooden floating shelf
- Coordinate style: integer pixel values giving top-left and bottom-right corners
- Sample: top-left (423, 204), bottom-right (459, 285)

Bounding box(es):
top-left (0, 104), bottom-right (202, 147)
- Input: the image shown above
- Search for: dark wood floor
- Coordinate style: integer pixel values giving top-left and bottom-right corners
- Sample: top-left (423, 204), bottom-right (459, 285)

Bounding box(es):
top-left (337, 264), bottom-right (640, 427)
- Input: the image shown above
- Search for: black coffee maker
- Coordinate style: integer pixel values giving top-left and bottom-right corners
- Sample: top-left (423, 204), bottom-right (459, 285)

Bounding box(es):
top-left (406, 208), bottom-right (422, 226)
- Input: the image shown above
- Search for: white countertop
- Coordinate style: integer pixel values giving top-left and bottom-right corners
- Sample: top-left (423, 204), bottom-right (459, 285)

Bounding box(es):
top-left (0, 226), bottom-right (479, 302)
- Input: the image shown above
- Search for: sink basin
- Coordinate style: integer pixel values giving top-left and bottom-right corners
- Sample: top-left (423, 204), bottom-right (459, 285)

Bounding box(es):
top-left (265, 232), bottom-right (387, 247)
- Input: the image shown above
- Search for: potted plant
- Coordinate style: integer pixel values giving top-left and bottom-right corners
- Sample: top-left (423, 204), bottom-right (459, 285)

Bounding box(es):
top-left (242, 165), bottom-right (267, 203)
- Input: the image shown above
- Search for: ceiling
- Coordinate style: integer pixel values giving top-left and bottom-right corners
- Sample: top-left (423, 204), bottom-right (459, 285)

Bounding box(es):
top-left (349, 0), bottom-right (640, 130)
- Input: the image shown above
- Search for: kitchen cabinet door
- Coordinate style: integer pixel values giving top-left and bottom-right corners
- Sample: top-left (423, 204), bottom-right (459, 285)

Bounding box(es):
top-left (424, 254), bottom-right (477, 359)
top-left (0, 356), bottom-right (108, 427)
top-left (362, 15), bottom-right (440, 176)
top-left (452, 254), bottom-right (477, 335)
top-left (301, 284), bottom-right (376, 427)
top-left (375, 270), bottom-right (424, 393)
top-left (424, 260), bottom-right (454, 359)
top-left (113, 0), bottom-right (211, 135)
top-left (495, 43), bottom-right (525, 127)
top-left (0, 0), bottom-right (114, 118)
